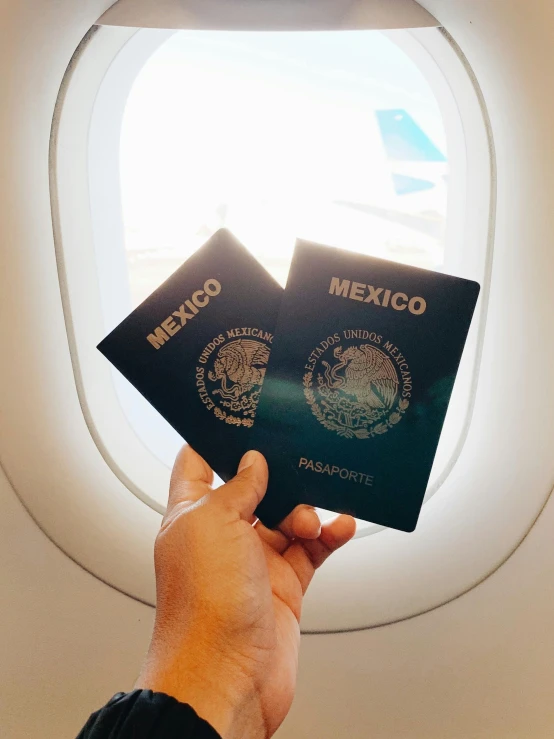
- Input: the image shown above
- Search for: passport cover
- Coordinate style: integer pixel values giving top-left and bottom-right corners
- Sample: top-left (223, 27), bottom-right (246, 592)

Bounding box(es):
top-left (252, 240), bottom-right (480, 532)
top-left (98, 229), bottom-right (282, 482)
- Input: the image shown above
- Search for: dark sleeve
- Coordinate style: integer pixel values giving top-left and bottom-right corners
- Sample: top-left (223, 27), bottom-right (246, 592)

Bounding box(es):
top-left (76, 690), bottom-right (222, 739)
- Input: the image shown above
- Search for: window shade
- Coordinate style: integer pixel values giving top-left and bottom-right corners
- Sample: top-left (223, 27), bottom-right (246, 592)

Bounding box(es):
top-left (98, 0), bottom-right (439, 31)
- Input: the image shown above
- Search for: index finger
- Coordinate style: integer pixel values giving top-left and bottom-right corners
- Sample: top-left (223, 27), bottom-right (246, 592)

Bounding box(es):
top-left (283, 514), bottom-right (356, 594)
top-left (255, 506), bottom-right (321, 554)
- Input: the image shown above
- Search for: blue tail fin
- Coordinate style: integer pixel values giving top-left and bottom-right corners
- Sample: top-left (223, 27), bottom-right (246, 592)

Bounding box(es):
top-left (392, 173), bottom-right (435, 196)
top-left (376, 109), bottom-right (446, 163)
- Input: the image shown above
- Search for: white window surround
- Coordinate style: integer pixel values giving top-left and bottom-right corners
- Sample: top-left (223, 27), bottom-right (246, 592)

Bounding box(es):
top-left (98, 0), bottom-right (439, 32)
top-left (45, 15), bottom-right (509, 633)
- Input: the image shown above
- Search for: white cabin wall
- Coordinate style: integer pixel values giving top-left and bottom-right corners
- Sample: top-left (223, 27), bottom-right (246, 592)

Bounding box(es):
top-left (0, 469), bottom-right (152, 738)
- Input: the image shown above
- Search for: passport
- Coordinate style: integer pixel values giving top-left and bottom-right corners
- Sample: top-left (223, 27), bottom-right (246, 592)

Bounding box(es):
top-left (252, 240), bottom-right (480, 532)
top-left (97, 229), bottom-right (282, 482)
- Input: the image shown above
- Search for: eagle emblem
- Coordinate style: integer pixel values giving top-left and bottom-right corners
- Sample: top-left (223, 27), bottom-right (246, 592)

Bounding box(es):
top-left (303, 339), bottom-right (410, 439)
top-left (208, 339), bottom-right (270, 412)
top-left (198, 334), bottom-right (272, 425)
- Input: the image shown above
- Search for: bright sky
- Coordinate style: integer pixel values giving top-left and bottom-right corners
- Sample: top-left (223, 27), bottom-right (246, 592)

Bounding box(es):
top-left (119, 30), bottom-right (448, 298)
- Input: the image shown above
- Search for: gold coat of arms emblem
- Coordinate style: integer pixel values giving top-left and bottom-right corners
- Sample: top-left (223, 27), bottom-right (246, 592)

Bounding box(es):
top-left (196, 329), bottom-right (273, 427)
top-left (303, 333), bottom-right (411, 439)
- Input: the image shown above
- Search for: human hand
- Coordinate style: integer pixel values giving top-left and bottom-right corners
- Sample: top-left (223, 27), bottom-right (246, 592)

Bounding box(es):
top-left (136, 446), bottom-right (356, 739)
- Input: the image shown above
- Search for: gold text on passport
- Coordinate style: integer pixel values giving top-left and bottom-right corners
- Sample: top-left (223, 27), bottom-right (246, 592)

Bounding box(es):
top-left (329, 277), bottom-right (427, 315)
top-left (298, 457), bottom-right (374, 486)
top-left (146, 278), bottom-right (222, 349)
top-left (304, 330), bottom-right (412, 400)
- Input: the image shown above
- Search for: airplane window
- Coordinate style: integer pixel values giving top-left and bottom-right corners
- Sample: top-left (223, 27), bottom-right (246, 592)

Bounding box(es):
top-left (48, 18), bottom-right (493, 603)
top-left (72, 25), bottom-right (486, 530)
top-left (107, 30), bottom-right (451, 499)
top-left (119, 31), bottom-right (448, 308)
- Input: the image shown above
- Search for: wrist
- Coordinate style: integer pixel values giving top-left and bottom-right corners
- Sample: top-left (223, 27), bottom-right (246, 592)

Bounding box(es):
top-left (136, 643), bottom-right (266, 739)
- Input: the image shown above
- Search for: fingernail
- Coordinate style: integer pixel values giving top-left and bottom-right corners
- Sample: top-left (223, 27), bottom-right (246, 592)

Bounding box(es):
top-left (238, 450), bottom-right (258, 474)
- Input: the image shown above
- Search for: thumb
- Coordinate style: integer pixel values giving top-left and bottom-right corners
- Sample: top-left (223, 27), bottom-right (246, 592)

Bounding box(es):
top-left (213, 450), bottom-right (268, 520)
top-left (167, 445), bottom-right (214, 514)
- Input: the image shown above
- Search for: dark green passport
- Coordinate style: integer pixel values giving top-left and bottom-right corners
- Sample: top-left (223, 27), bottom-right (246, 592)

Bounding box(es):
top-left (97, 229), bottom-right (282, 483)
top-left (253, 240), bottom-right (480, 532)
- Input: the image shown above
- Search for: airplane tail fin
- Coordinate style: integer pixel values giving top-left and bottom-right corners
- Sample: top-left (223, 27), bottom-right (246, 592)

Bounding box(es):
top-left (376, 109), bottom-right (446, 163)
